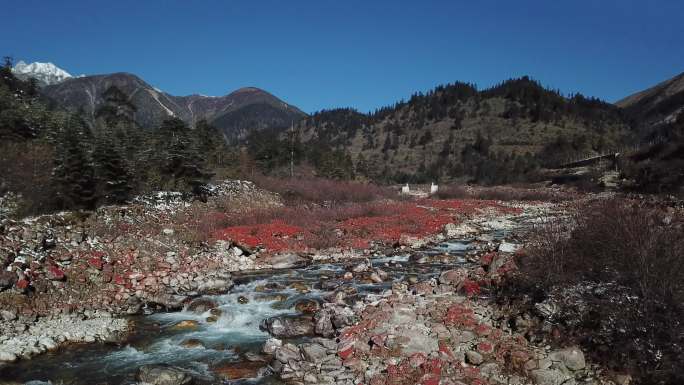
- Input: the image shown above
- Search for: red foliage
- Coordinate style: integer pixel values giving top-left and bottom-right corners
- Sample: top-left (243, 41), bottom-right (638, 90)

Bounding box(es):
top-left (88, 257), bottom-right (104, 270)
top-left (462, 279), bottom-right (481, 296)
top-left (443, 304), bottom-right (477, 328)
top-left (212, 199), bottom-right (513, 254)
top-left (213, 220), bottom-right (303, 252)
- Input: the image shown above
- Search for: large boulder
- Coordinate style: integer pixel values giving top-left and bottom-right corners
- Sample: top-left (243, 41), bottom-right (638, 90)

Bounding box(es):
top-left (274, 343), bottom-right (301, 363)
top-left (146, 294), bottom-right (188, 311)
top-left (300, 342), bottom-right (328, 363)
top-left (530, 368), bottom-right (573, 385)
top-left (268, 253), bottom-right (307, 269)
top-left (439, 268), bottom-right (468, 287)
top-left (260, 316), bottom-right (314, 338)
top-left (0, 271), bottom-right (16, 290)
top-left (549, 346), bottom-right (586, 371)
top-left (262, 337), bottom-right (283, 355)
top-left (197, 278), bottom-right (233, 294)
top-left (314, 310), bottom-right (334, 337)
top-left (186, 298), bottom-right (218, 314)
top-left (137, 364), bottom-right (193, 385)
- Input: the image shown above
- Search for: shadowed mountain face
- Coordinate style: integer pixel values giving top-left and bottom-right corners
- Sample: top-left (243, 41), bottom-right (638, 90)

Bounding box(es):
top-left (42, 73), bottom-right (306, 139)
top-left (617, 72), bottom-right (684, 136)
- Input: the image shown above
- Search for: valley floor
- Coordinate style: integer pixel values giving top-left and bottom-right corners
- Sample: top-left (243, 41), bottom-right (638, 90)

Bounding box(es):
top-left (0, 181), bottom-right (673, 385)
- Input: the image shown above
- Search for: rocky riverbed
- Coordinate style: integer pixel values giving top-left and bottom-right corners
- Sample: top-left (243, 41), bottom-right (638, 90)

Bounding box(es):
top-left (1, 179), bottom-right (619, 385)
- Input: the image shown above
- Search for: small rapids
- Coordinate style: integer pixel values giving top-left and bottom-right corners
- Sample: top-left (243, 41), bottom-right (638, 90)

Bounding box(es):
top-left (0, 238), bottom-right (499, 385)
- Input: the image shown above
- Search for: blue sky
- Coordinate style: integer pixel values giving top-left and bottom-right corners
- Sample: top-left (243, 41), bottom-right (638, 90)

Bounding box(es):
top-left (4, 0), bottom-right (683, 113)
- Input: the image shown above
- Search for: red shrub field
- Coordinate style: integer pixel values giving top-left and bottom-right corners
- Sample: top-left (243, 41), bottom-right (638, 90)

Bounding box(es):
top-left (212, 199), bottom-right (520, 253)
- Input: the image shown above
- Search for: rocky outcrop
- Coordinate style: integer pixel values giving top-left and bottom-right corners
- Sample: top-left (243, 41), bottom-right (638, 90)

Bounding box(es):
top-left (0, 313), bottom-right (128, 362)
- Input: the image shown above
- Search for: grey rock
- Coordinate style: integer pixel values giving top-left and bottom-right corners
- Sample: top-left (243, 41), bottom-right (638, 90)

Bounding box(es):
top-left (269, 253), bottom-right (306, 269)
top-left (530, 368), bottom-right (572, 385)
top-left (185, 298), bottom-right (217, 314)
top-left (438, 268), bottom-right (467, 286)
top-left (261, 316), bottom-right (314, 338)
top-left (466, 350), bottom-right (484, 365)
top-left (300, 343), bottom-right (328, 363)
top-left (274, 344), bottom-right (301, 363)
top-left (262, 337), bottom-right (283, 354)
top-left (549, 346), bottom-right (586, 371)
top-left (314, 311), bottom-right (334, 337)
top-left (137, 364), bottom-right (193, 385)
top-left (197, 278), bottom-right (233, 294)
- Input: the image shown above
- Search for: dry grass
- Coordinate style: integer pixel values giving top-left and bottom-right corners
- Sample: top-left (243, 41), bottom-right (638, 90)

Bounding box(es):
top-left (252, 176), bottom-right (394, 205)
top-left (435, 184), bottom-right (574, 202)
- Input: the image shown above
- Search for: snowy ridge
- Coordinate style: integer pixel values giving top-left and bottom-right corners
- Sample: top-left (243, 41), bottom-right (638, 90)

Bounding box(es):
top-left (12, 60), bottom-right (73, 86)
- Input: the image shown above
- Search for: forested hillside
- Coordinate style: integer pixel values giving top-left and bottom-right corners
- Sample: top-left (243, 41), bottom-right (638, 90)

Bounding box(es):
top-left (0, 60), bottom-right (229, 216)
top-left (249, 77), bottom-right (631, 184)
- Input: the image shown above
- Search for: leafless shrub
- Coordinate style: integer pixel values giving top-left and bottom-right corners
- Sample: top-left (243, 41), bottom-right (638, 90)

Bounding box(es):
top-left (527, 200), bottom-right (684, 304)
top-left (518, 199), bottom-right (684, 384)
top-left (434, 185), bottom-right (470, 199)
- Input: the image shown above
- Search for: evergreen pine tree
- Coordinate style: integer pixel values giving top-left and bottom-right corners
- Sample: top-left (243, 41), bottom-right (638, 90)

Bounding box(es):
top-left (92, 132), bottom-right (133, 203)
top-left (53, 115), bottom-right (98, 210)
top-left (158, 118), bottom-right (213, 196)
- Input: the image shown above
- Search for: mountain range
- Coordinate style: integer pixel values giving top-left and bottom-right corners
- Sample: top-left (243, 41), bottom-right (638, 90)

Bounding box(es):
top-left (12, 61), bottom-right (305, 139)
top-left (13, 60), bottom-right (684, 183)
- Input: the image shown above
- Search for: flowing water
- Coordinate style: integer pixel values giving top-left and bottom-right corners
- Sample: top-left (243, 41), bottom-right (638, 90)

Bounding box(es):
top-left (0, 233), bottom-right (507, 385)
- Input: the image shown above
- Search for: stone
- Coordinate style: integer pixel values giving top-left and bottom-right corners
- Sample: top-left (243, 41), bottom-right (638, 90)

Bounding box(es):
top-left (289, 282), bottom-right (310, 293)
top-left (162, 228), bottom-right (174, 236)
top-left (439, 268), bottom-right (468, 287)
top-left (300, 343), bottom-right (328, 363)
top-left (237, 295), bottom-right (249, 304)
top-left (0, 309), bottom-right (17, 321)
top-left (274, 344), bottom-right (301, 363)
top-left (171, 320), bottom-right (200, 330)
top-left (530, 368), bottom-right (572, 385)
top-left (197, 278), bottom-right (233, 294)
top-left (466, 350), bottom-right (484, 365)
top-left (269, 253), bottom-right (306, 269)
top-left (262, 338), bottom-right (283, 354)
top-left (443, 222), bottom-right (478, 238)
top-left (137, 364), bottom-right (193, 385)
top-left (315, 310), bottom-right (335, 337)
top-left (498, 241), bottom-right (520, 253)
top-left (370, 272), bottom-right (383, 283)
top-left (47, 265), bottom-right (66, 281)
top-left (180, 339), bottom-right (205, 349)
top-left (613, 373), bottom-right (633, 385)
top-left (0, 271), bottom-right (16, 290)
top-left (213, 361), bottom-right (264, 380)
top-left (0, 351), bottom-right (18, 362)
top-left (260, 316), bottom-right (314, 338)
top-left (295, 299), bottom-right (320, 314)
top-left (549, 346), bottom-right (586, 371)
top-left (352, 261), bottom-right (369, 273)
top-left (186, 298), bottom-right (218, 314)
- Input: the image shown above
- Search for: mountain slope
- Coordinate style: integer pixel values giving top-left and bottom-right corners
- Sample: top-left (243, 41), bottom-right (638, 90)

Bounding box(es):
top-left (42, 73), bottom-right (306, 138)
top-left (616, 72), bottom-right (684, 192)
top-left (617, 72), bottom-right (684, 136)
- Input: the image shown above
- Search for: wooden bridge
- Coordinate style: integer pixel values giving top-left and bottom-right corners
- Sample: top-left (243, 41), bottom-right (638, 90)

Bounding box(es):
top-left (556, 139), bottom-right (666, 169)
top-left (557, 152), bottom-right (620, 169)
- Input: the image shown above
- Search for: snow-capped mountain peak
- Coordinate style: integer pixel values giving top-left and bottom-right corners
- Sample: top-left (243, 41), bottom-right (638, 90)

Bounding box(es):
top-left (12, 60), bottom-right (73, 86)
